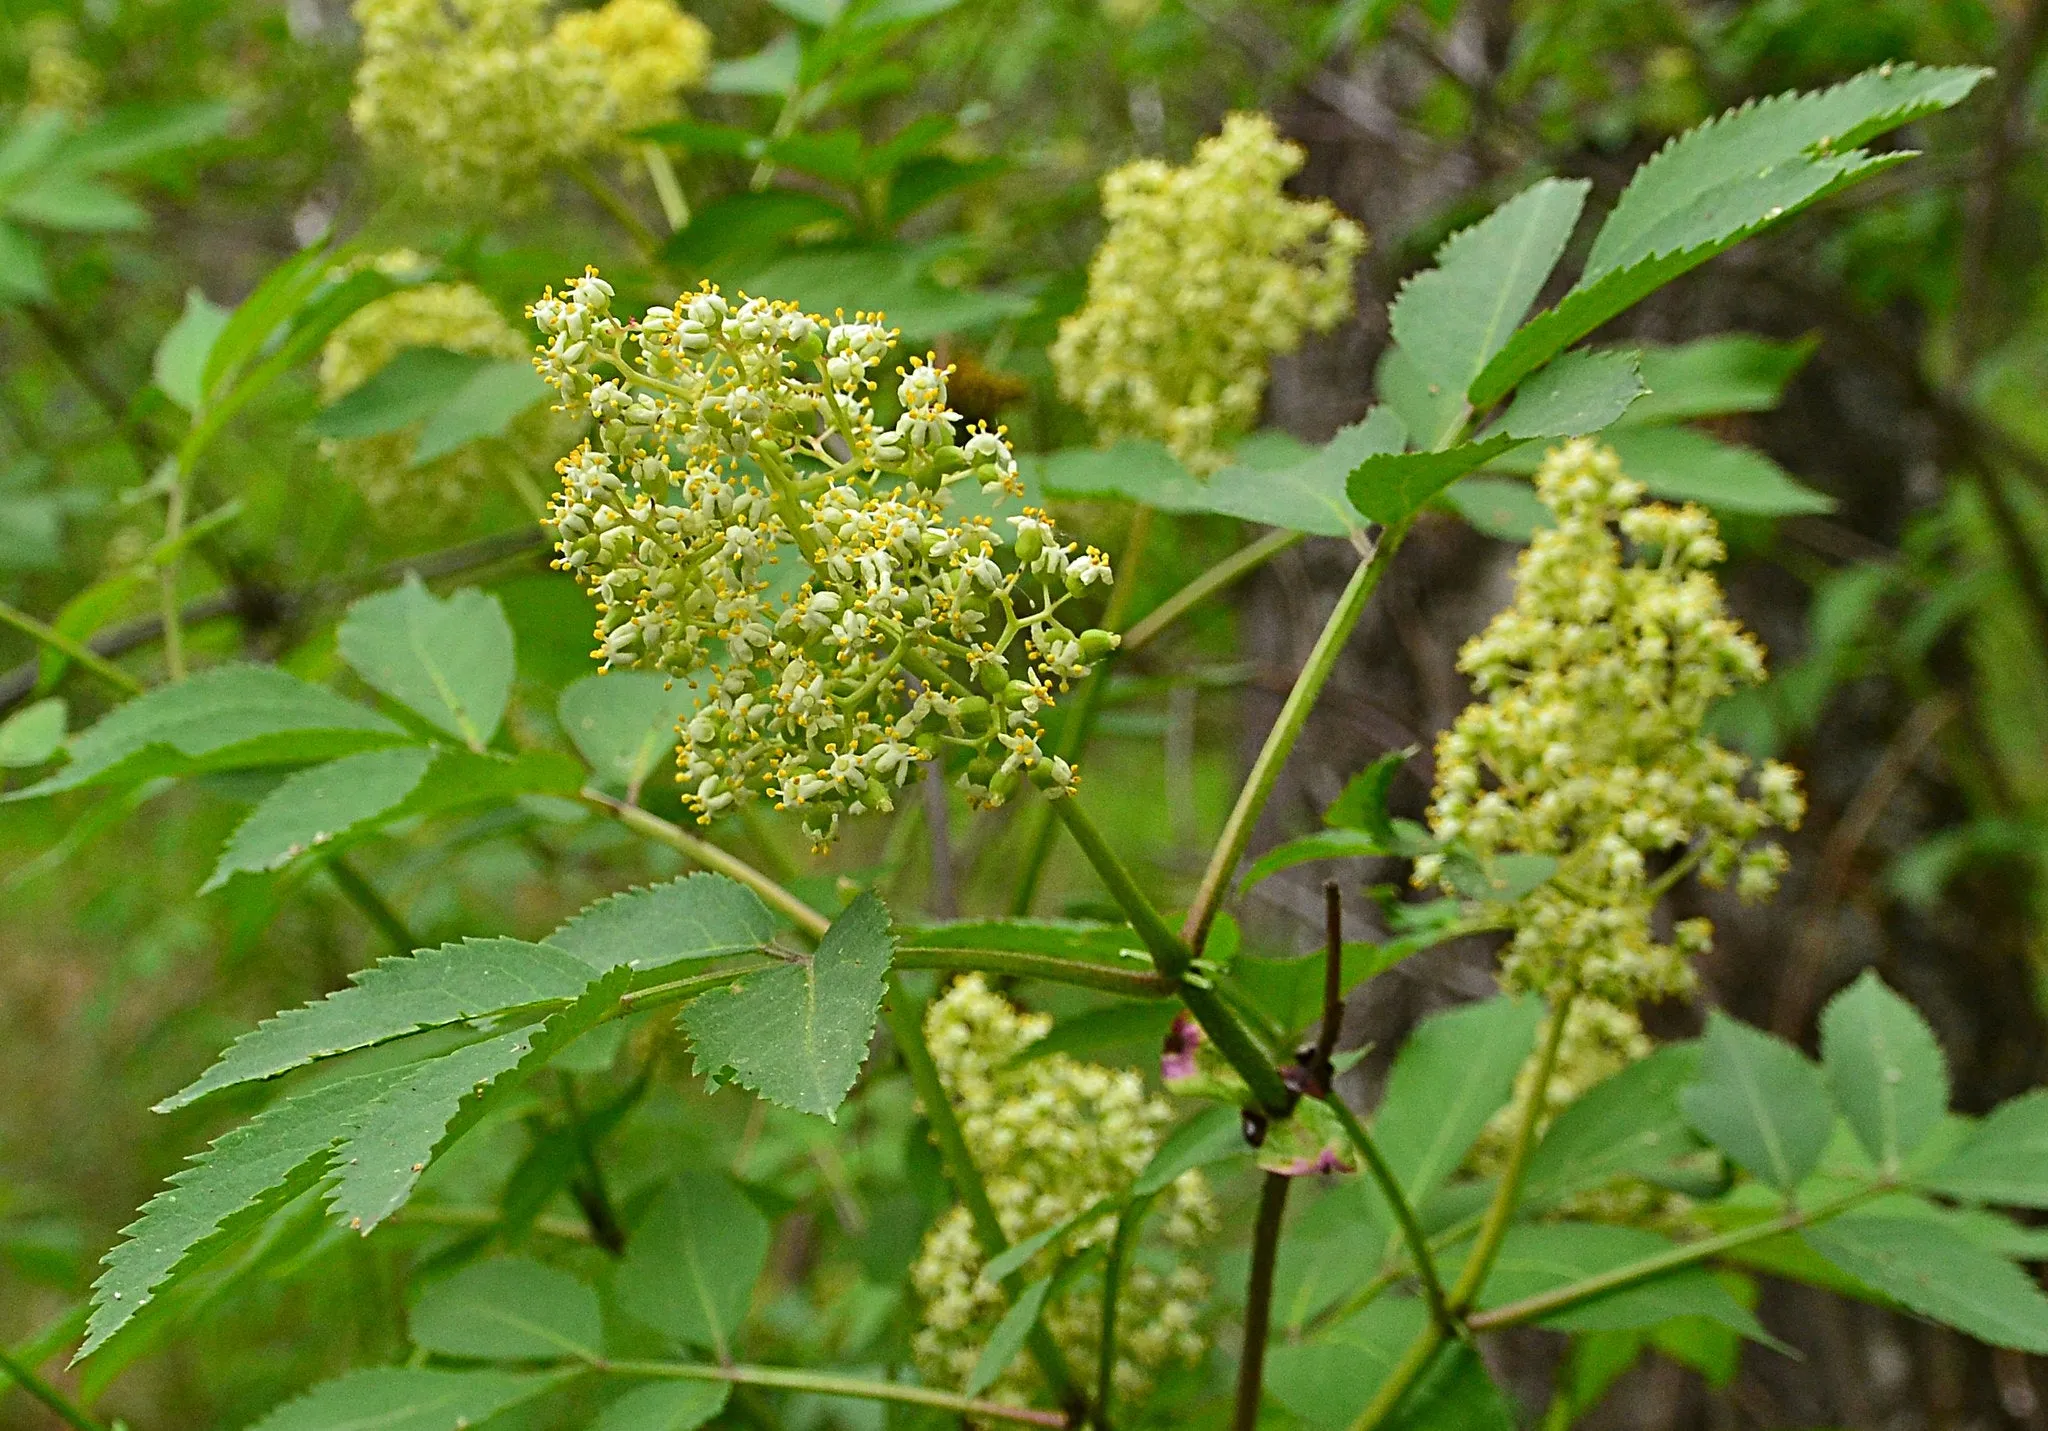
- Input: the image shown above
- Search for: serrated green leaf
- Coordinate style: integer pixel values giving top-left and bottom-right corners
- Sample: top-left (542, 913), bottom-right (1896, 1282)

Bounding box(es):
top-left (544, 873), bottom-right (782, 973)
top-left (590, 1381), bottom-right (731, 1431)
top-left (1624, 335), bottom-right (1817, 424)
top-left (202, 746), bottom-right (433, 892)
top-left (1240, 829), bottom-right (1396, 892)
top-left (409, 1256), bottom-right (602, 1360)
top-left (0, 220), bottom-right (51, 303)
top-left (1681, 1013), bottom-right (1834, 1191)
top-left (1614, 426), bottom-right (1833, 515)
top-left (412, 359), bottom-right (548, 464)
top-left (0, 696), bottom-right (66, 767)
top-left (682, 890), bottom-right (893, 1119)
top-left (245, 1368), bottom-right (573, 1431)
top-left (160, 938), bottom-right (598, 1110)
top-left (1439, 475), bottom-right (1548, 541)
top-left (613, 1172), bottom-right (772, 1356)
top-left (1348, 434), bottom-right (1520, 526)
top-left (327, 966), bottom-right (631, 1233)
top-left (308, 348), bottom-right (489, 441)
top-left (1819, 971), bottom-right (1948, 1173)
top-left (1188, 410), bottom-right (1406, 535)
top-left (1472, 65), bottom-right (1989, 408)
top-left (1471, 1222), bottom-right (1773, 1341)
top-left (337, 577), bottom-right (515, 750)
top-left (5, 664), bottom-right (408, 803)
top-left (1374, 995), bottom-right (1543, 1206)
top-left (1389, 177), bottom-right (1589, 438)
top-left (558, 672), bottom-right (704, 793)
top-left (82, 1067), bottom-right (402, 1357)
top-left (1805, 1214), bottom-right (2048, 1351)
top-left (1923, 1090), bottom-right (2048, 1208)
top-left (152, 288), bottom-right (230, 413)
top-left (1523, 1041), bottom-right (1703, 1207)
top-left (965, 1274), bottom-right (1052, 1397)
top-left (1325, 747), bottom-right (1414, 839)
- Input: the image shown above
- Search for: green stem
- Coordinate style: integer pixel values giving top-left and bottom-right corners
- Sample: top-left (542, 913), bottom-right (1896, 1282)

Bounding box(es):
top-left (0, 600), bottom-right (143, 696)
top-left (160, 472), bottom-right (187, 681)
top-left (0, 1347), bottom-right (107, 1431)
top-left (893, 946), bottom-right (1172, 998)
top-left (582, 787), bottom-right (829, 939)
top-left (1345, 1321), bottom-right (1447, 1431)
top-left (1449, 992), bottom-right (1574, 1310)
top-left (558, 1072), bottom-right (626, 1254)
top-left (1466, 1186), bottom-right (1882, 1332)
top-left (593, 1357), bottom-right (1066, 1427)
top-left (1321, 1096), bottom-right (1451, 1334)
top-left (1182, 522), bottom-right (1406, 956)
top-left (883, 973), bottom-right (1086, 1418)
top-left (560, 156), bottom-right (664, 260)
top-left (324, 855), bottom-right (416, 956)
top-left (1094, 1193), bottom-right (1154, 1431)
top-left (1232, 1171), bottom-right (1292, 1431)
top-left (1048, 796), bottom-right (1293, 1114)
top-left (1122, 527), bottom-right (1302, 655)
top-left (641, 142), bottom-right (691, 230)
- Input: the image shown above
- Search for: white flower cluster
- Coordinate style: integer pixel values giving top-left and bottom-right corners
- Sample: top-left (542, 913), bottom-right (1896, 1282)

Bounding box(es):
top-left (1420, 440), bottom-right (1805, 1004)
top-left (534, 270), bottom-right (1117, 847)
top-left (319, 257), bottom-right (535, 521)
top-left (349, 0), bottom-right (710, 208)
top-left (1050, 112), bottom-right (1365, 473)
top-left (911, 976), bottom-right (1214, 1408)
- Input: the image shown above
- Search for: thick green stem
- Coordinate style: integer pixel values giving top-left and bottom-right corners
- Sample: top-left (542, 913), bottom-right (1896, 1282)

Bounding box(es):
top-left (324, 855), bottom-right (416, 956)
top-left (0, 600), bottom-right (143, 696)
top-left (582, 787), bottom-right (830, 939)
top-left (1321, 1096), bottom-right (1451, 1334)
top-left (1449, 992), bottom-right (1574, 1310)
top-left (594, 1357), bottom-right (1065, 1427)
top-left (895, 946), bottom-right (1171, 998)
top-left (1232, 1171), bottom-right (1292, 1431)
top-left (1346, 1321), bottom-right (1447, 1431)
top-left (883, 973), bottom-right (1086, 1418)
top-left (1048, 797), bottom-right (1292, 1113)
top-left (1182, 522), bottom-right (1405, 956)
top-left (0, 1347), bottom-right (107, 1431)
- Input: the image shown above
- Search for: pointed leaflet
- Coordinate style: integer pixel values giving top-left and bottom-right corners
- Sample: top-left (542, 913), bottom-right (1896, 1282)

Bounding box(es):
top-left (1186, 408), bottom-right (1406, 535)
top-left (1472, 65), bottom-right (1989, 408)
top-left (1623, 334), bottom-right (1816, 424)
top-left (966, 1274), bottom-right (1054, 1397)
top-left (408, 1256), bottom-right (603, 1359)
top-left (202, 745), bottom-right (433, 892)
top-left (412, 359), bottom-right (550, 463)
top-left (1388, 177), bottom-right (1589, 436)
top-left (337, 578), bottom-right (516, 750)
top-left (1804, 1214), bottom-right (2048, 1352)
top-left (558, 672), bottom-right (704, 793)
top-left (81, 1065), bottom-right (405, 1357)
top-left (681, 890), bottom-right (895, 1119)
top-left (1924, 1090), bottom-right (2048, 1208)
top-left (152, 287), bottom-right (230, 413)
top-left (1680, 1013), bottom-right (1835, 1192)
top-left (160, 938), bottom-right (599, 1110)
top-left (5, 664), bottom-right (407, 802)
top-left (1819, 971), bottom-right (1948, 1173)
top-left (327, 964), bottom-right (632, 1231)
top-left (613, 1172), bottom-right (772, 1356)
top-left (591, 1382), bottom-right (732, 1431)
top-left (1372, 995), bottom-right (1543, 1206)
top-left (1603, 426), bottom-right (1833, 515)
top-left (307, 347), bottom-right (490, 440)
top-left (1523, 1042), bottom-right (1703, 1207)
top-left (245, 1368), bottom-right (575, 1431)
top-left (1347, 349), bottom-right (1644, 525)
top-left (546, 872), bottom-right (781, 973)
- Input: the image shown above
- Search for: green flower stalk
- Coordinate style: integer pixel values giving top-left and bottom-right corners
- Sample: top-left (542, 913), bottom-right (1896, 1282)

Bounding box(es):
top-left (534, 271), bottom-right (1118, 847)
top-left (1051, 112), bottom-right (1365, 473)
top-left (910, 976), bottom-right (1214, 1408)
top-left (1421, 440), bottom-right (1806, 1006)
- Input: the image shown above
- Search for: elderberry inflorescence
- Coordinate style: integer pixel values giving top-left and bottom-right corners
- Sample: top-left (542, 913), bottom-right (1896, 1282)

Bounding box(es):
top-left (534, 270), bottom-right (1117, 847)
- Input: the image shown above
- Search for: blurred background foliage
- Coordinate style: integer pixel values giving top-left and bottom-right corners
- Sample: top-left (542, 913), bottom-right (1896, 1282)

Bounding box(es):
top-left (4, 0), bottom-right (2048, 1426)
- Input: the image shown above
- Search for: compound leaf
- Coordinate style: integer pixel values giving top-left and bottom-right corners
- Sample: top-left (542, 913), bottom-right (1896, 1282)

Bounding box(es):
top-left (1805, 1214), bottom-right (2048, 1352)
top-left (337, 577), bottom-right (515, 750)
top-left (160, 937), bottom-right (598, 1110)
top-left (1681, 1013), bottom-right (1834, 1191)
top-left (613, 1172), bottom-right (772, 1357)
top-left (590, 1381), bottom-right (731, 1431)
top-left (201, 745), bottom-right (434, 892)
top-left (1819, 970), bottom-right (1948, 1173)
top-left (409, 1256), bottom-right (602, 1360)
top-left (544, 873), bottom-right (782, 973)
top-left (1523, 1042), bottom-right (1703, 1207)
top-left (245, 1368), bottom-right (573, 1431)
top-left (681, 891), bottom-right (894, 1119)
top-left (1924, 1090), bottom-right (2048, 1208)
top-left (1373, 995), bottom-right (1543, 1206)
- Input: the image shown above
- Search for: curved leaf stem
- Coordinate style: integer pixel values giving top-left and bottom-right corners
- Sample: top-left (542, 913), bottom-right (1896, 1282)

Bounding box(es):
top-left (0, 1347), bottom-right (106, 1431)
top-left (882, 973), bottom-right (1087, 1419)
top-left (323, 855), bottom-right (415, 957)
top-left (1122, 526), bottom-right (1302, 655)
top-left (894, 946), bottom-right (1172, 997)
top-left (1094, 1192), bottom-right (1155, 1431)
top-left (581, 787), bottom-right (829, 939)
top-left (0, 600), bottom-right (143, 696)
top-left (592, 1356), bottom-right (1067, 1427)
top-left (1345, 1320), bottom-right (1447, 1431)
top-left (1181, 521), bottom-right (1406, 956)
top-left (558, 156), bottom-right (663, 260)
top-left (1320, 1096), bottom-right (1451, 1334)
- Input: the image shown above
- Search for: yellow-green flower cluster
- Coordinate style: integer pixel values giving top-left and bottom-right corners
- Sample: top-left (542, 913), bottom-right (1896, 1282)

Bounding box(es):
top-left (911, 976), bottom-right (1214, 1407)
top-left (349, 0), bottom-right (710, 207)
top-left (1420, 440), bottom-right (1804, 1004)
top-left (320, 257), bottom-right (532, 521)
top-left (535, 270), bottom-right (1117, 847)
top-left (1050, 112), bottom-right (1365, 473)
top-left (21, 17), bottom-right (100, 117)
top-left (552, 0), bottom-right (712, 133)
